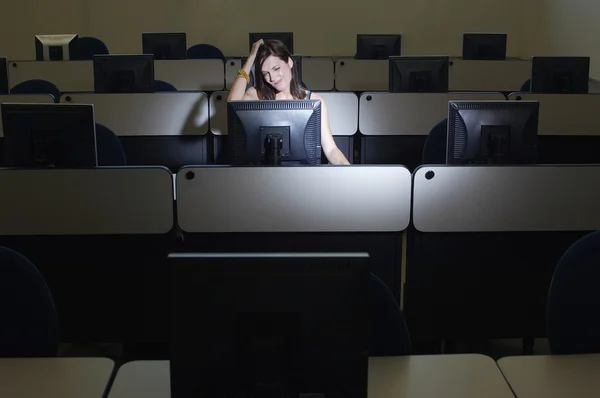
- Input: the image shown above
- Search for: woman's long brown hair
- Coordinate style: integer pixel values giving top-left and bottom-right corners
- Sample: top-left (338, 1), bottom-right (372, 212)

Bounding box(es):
top-left (254, 40), bottom-right (306, 100)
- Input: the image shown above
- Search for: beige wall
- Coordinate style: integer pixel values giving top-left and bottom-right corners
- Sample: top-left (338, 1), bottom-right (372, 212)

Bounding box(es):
top-left (1, 0), bottom-right (540, 60)
top-left (540, 0), bottom-right (600, 79)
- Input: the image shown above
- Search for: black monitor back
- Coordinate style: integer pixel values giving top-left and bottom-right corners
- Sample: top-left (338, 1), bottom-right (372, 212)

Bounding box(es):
top-left (249, 32), bottom-right (294, 54)
top-left (531, 56), bottom-right (590, 94)
top-left (447, 100), bottom-right (539, 165)
top-left (142, 32), bottom-right (187, 60)
top-left (389, 56), bottom-right (449, 93)
top-left (35, 34), bottom-right (79, 61)
top-left (93, 54), bottom-right (155, 93)
top-left (226, 100), bottom-right (322, 165)
top-left (356, 34), bottom-right (401, 60)
top-left (0, 57), bottom-right (7, 94)
top-left (169, 252), bottom-right (370, 398)
top-left (462, 33), bottom-right (507, 60)
top-left (1, 103), bottom-right (97, 168)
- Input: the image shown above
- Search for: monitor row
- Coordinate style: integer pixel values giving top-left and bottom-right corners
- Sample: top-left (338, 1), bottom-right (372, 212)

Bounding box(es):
top-left (0, 98), bottom-right (540, 168)
top-left (34, 32), bottom-right (511, 61)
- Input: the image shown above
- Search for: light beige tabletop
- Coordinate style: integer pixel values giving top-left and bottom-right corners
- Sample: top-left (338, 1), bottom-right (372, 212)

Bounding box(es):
top-left (108, 354), bottom-right (514, 398)
top-left (0, 357), bottom-right (115, 398)
top-left (498, 354), bottom-right (600, 398)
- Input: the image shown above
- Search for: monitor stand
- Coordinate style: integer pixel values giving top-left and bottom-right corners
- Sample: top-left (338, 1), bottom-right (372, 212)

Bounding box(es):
top-left (264, 133), bottom-right (283, 165)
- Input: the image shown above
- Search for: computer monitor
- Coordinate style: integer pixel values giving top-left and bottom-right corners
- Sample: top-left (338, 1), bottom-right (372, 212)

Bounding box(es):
top-left (226, 99), bottom-right (321, 165)
top-left (1, 103), bottom-right (97, 168)
top-left (249, 32), bottom-right (294, 54)
top-left (0, 57), bottom-right (7, 94)
top-left (169, 252), bottom-right (370, 398)
top-left (93, 54), bottom-right (155, 93)
top-left (446, 100), bottom-right (539, 165)
top-left (142, 32), bottom-right (187, 60)
top-left (462, 33), bottom-right (507, 60)
top-left (356, 34), bottom-right (401, 60)
top-left (389, 56), bottom-right (449, 93)
top-left (242, 55), bottom-right (303, 87)
top-left (35, 34), bottom-right (79, 61)
top-left (531, 56), bottom-right (590, 94)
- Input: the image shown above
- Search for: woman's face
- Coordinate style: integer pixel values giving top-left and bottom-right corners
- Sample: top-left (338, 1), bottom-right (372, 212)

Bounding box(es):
top-left (260, 54), bottom-right (294, 92)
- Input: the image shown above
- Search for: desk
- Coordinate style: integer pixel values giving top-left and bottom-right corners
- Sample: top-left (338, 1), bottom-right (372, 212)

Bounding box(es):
top-left (498, 354), bottom-right (600, 398)
top-left (108, 355), bottom-right (513, 398)
top-left (334, 59), bottom-right (387, 91)
top-left (154, 59), bottom-right (224, 91)
top-left (449, 59), bottom-right (531, 92)
top-left (9, 61), bottom-right (93, 92)
top-left (0, 357), bottom-right (114, 398)
top-left (303, 57), bottom-right (335, 91)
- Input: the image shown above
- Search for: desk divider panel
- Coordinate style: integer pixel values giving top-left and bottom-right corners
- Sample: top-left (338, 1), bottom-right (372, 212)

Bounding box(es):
top-left (359, 92), bottom-right (506, 136)
top-left (177, 166), bottom-right (411, 233)
top-left (449, 59), bottom-right (531, 92)
top-left (0, 94), bottom-right (55, 137)
top-left (508, 93), bottom-right (600, 135)
top-left (225, 58), bottom-right (242, 90)
top-left (0, 167), bottom-right (174, 235)
top-left (62, 92), bottom-right (209, 136)
top-left (303, 57), bottom-right (335, 91)
top-left (413, 165), bottom-right (600, 232)
top-left (334, 59), bottom-right (388, 92)
top-left (154, 59), bottom-right (224, 91)
top-left (208, 91), bottom-right (358, 136)
top-left (9, 61), bottom-right (93, 92)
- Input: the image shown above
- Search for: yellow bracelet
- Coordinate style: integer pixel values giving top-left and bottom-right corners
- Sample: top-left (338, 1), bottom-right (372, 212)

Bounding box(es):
top-left (237, 69), bottom-right (250, 84)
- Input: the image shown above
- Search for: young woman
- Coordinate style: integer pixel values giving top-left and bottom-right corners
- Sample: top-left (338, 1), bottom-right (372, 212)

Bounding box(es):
top-left (227, 39), bottom-right (350, 165)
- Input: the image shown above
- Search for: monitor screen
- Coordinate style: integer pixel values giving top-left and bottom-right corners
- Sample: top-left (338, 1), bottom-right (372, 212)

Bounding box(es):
top-left (169, 252), bottom-right (370, 398)
top-left (226, 99), bottom-right (321, 166)
top-left (1, 103), bottom-right (97, 168)
top-left (93, 54), bottom-right (155, 93)
top-left (0, 57), bottom-right (7, 94)
top-left (35, 34), bottom-right (79, 61)
top-left (356, 34), bottom-right (401, 60)
top-left (462, 33), bottom-right (507, 60)
top-left (142, 32), bottom-right (187, 60)
top-left (389, 56), bottom-right (449, 93)
top-left (249, 32), bottom-right (294, 54)
top-left (531, 56), bottom-right (590, 94)
top-left (446, 100), bottom-right (539, 165)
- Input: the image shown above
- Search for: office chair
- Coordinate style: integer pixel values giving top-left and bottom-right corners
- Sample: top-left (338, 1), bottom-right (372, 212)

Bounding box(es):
top-left (369, 273), bottom-right (411, 356)
top-left (95, 123), bottom-right (127, 166)
top-left (154, 80), bottom-right (178, 92)
top-left (547, 230), bottom-right (600, 354)
top-left (422, 118), bottom-right (448, 165)
top-left (10, 79), bottom-right (61, 102)
top-left (186, 44), bottom-right (225, 60)
top-left (70, 37), bottom-right (109, 60)
top-left (520, 79), bottom-right (531, 92)
top-left (0, 246), bottom-right (60, 357)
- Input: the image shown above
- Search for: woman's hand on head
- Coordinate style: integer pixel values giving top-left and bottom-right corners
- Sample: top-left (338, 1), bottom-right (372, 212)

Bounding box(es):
top-left (250, 39), bottom-right (264, 58)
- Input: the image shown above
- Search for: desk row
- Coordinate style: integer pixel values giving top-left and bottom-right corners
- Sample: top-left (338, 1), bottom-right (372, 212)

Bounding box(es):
top-left (3, 354), bottom-right (600, 398)
top-left (2, 165), bottom-right (600, 235)
top-left (7, 58), bottom-right (536, 93)
top-left (1, 91), bottom-right (600, 138)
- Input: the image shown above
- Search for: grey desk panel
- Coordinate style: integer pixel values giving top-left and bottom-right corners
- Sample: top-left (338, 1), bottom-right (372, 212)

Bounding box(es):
top-left (63, 92), bottom-right (209, 136)
top-left (359, 92), bottom-right (506, 136)
top-left (303, 58), bottom-right (334, 91)
top-left (507, 93), bottom-right (600, 135)
top-left (449, 59), bottom-right (531, 92)
top-left (413, 166), bottom-right (600, 232)
top-left (177, 166), bottom-right (411, 233)
top-left (154, 59), bottom-right (224, 91)
top-left (334, 59), bottom-right (388, 92)
top-left (0, 94), bottom-right (55, 137)
top-left (9, 61), bottom-right (93, 92)
top-left (225, 58), bottom-right (242, 90)
top-left (0, 167), bottom-right (174, 235)
top-left (208, 91), bottom-right (358, 136)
